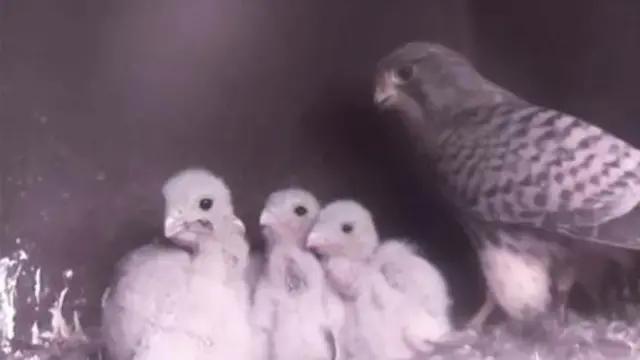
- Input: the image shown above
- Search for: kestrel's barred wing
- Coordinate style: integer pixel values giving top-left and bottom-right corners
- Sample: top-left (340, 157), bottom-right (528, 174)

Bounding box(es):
top-left (438, 102), bottom-right (640, 249)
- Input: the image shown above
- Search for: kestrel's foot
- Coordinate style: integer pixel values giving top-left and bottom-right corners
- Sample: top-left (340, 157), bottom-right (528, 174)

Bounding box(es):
top-left (466, 296), bottom-right (495, 331)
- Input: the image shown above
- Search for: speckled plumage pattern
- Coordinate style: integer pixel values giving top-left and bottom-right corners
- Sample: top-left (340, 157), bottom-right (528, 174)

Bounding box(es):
top-left (374, 41), bottom-right (640, 325)
top-left (375, 41), bottom-right (640, 249)
top-left (435, 103), bottom-right (640, 247)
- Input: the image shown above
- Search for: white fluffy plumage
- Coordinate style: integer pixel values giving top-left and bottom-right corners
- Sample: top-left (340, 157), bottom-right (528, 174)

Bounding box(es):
top-left (252, 188), bottom-right (344, 360)
top-left (101, 168), bottom-right (253, 360)
top-left (372, 239), bottom-right (453, 345)
top-left (308, 199), bottom-right (446, 360)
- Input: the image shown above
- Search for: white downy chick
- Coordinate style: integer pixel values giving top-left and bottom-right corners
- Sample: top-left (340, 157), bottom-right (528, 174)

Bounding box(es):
top-left (245, 250), bottom-right (267, 297)
top-left (307, 200), bottom-right (425, 360)
top-left (252, 188), bottom-right (344, 360)
top-left (101, 168), bottom-right (253, 360)
top-left (371, 239), bottom-right (453, 345)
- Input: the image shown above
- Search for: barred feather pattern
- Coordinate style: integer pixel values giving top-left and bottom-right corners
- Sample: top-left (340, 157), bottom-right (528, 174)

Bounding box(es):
top-left (434, 103), bottom-right (640, 248)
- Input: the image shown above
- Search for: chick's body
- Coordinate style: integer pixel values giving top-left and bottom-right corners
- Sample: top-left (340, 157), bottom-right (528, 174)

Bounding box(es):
top-left (309, 200), bottom-right (448, 360)
top-left (253, 188), bottom-right (343, 360)
top-left (372, 239), bottom-right (453, 342)
top-left (102, 168), bottom-right (252, 360)
top-left (268, 246), bottom-right (340, 360)
top-left (334, 259), bottom-right (414, 360)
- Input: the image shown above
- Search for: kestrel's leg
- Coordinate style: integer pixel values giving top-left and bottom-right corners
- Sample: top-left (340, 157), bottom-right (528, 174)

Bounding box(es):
top-left (466, 295), bottom-right (496, 330)
top-left (554, 265), bottom-right (576, 324)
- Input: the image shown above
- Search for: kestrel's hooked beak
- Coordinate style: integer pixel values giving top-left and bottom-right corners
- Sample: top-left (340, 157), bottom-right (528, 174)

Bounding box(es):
top-left (374, 72), bottom-right (398, 108)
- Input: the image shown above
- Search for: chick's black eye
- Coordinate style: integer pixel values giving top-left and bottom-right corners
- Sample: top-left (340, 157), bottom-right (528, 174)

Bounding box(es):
top-left (293, 205), bottom-right (308, 217)
top-left (341, 223), bottom-right (354, 234)
top-left (199, 198), bottom-right (213, 211)
top-left (394, 65), bottom-right (415, 83)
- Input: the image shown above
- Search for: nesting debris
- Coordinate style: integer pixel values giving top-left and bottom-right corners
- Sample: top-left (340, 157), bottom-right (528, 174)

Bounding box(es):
top-left (7, 288), bottom-right (102, 360)
top-left (414, 310), bottom-right (640, 360)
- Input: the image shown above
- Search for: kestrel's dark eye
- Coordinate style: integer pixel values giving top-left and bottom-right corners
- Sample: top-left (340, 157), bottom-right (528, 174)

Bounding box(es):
top-left (199, 198), bottom-right (213, 211)
top-left (341, 222), bottom-right (354, 234)
top-left (393, 64), bottom-right (415, 83)
top-left (293, 205), bottom-right (308, 217)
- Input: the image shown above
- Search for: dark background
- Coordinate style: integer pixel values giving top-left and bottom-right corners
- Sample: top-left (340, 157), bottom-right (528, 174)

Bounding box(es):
top-left (1, 0), bottom-right (640, 350)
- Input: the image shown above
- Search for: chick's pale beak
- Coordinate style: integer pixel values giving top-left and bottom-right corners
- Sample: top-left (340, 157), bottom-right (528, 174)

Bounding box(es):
top-left (374, 72), bottom-right (397, 107)
top-left (259, 210), bottom-right (275, 227)
top-left (164, 213), bottom-right (185, 239)
top-left (232, 215), bottom-right (246, 235)
top-left (306, 231), bottom-right (326, 249)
